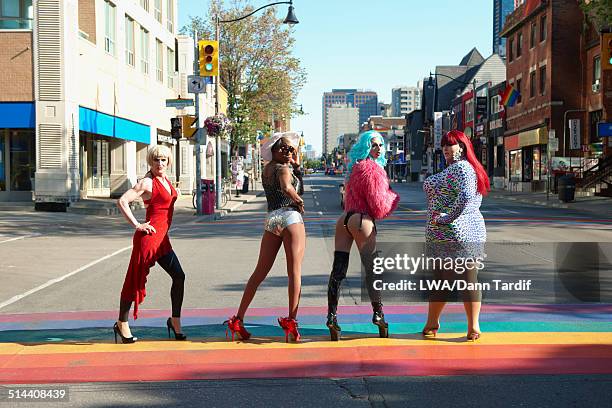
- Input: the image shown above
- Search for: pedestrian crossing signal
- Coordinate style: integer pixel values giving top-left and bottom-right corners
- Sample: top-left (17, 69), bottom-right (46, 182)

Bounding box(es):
top-left (181, 115), bottom-right (198, 138)
top-left (171, 117), bottom-right (182, 139)
top-left (198, 40), bottom-right (219, 77)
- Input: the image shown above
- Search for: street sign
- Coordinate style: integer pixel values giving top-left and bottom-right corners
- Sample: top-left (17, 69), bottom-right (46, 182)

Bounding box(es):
top-left (188, 75), bottom-right (205, 94)
top-left (569, 119), bottom-right (581, 149)
top-left (548, 138), bottom-right (558, 152)
top-left (165, 98), bottom-right (194, 108)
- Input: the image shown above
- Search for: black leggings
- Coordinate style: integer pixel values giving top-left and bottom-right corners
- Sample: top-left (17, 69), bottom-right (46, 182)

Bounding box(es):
top-left (119, 250), bottom-right (185, 322)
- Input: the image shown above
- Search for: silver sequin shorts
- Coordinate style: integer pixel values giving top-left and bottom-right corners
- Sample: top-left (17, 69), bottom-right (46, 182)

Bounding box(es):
top-left (264, 207), bottom-right (304, 236)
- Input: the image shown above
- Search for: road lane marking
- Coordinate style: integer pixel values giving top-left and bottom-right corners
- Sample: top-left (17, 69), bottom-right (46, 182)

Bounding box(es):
top-left (0, 245), bottom-right (133, 310)
top-left (0, 234), bottom-right (40, 245)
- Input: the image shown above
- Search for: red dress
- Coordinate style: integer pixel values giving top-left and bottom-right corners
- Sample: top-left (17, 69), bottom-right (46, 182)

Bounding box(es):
top-left (120, 176), bottom-right (177, 319)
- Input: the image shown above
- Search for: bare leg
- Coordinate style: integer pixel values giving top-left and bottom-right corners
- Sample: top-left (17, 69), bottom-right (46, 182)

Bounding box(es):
top-left (334, 214), bottom-right (353, 252)
top-left (347, 215), bottom-right (378, 306)
top-left (424, 301), bottom-right (445, 332)
top-left (236, 231), bottom-right (283, 319)
top-left (282, 223), bottom-right (306, 319)
top-left (463, 267), bottom-right (481, 336)
top-left (117, 300), bottom-right (134, 338)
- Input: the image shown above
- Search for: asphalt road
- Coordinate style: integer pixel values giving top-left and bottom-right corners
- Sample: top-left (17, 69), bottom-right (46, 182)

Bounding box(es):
top-left (0, 175), bottom-right (611, 407)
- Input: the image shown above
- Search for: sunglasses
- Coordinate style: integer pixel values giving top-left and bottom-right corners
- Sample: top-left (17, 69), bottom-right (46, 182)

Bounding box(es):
top-left (371, 142), bottom-right (383, 148)
top-left (279, 145), bottom-right (296, 153)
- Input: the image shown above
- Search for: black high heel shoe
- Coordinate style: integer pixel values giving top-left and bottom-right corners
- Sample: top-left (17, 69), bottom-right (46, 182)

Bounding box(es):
top-left (113, 322), bottom-right (137, 344)
top-left (372, 310), bottom-right (389, 338)
top-left (326, 313), bottom-right (341, 341)
top-left (166, 318), bottom-right (187, 341)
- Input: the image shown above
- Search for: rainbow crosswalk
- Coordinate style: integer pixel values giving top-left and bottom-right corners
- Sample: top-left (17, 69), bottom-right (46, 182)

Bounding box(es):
top-left (1, 305), bottom-right (611, 383)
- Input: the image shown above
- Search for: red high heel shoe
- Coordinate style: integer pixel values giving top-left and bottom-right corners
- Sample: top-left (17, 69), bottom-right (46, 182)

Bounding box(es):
top-left (224, 316), bottom-right (251, 341)
top-left (278, 317), bottom-right (300, 342)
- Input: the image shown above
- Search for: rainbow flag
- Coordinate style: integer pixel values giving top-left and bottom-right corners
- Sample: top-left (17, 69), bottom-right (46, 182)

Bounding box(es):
top-left (500, 84), bottom-right (520, 107)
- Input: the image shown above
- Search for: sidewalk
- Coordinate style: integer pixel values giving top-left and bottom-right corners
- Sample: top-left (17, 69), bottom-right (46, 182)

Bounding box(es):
top-left (487, 189), bottom-right (612, 215)
top-left (175, 179), bottom-right (265, 220)
top-left (391, 180), bottom-right (611, 216)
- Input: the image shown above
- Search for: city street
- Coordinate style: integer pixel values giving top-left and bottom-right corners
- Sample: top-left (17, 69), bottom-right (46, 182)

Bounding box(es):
top-left (0, 175), bottom-right (611, 407)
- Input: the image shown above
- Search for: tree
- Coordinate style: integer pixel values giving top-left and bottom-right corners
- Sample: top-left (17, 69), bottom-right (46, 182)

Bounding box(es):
top-left (580, 0), bottom-right (612, 30)
top-left (181, 0), bottom-right (307, 149)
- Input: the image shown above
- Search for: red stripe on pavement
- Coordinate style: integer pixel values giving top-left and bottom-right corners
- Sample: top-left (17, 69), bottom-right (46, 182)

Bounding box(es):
top-left (2, 344), bottom-right (611, 383)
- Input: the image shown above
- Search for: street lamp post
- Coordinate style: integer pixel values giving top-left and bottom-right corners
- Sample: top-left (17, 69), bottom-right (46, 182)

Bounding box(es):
top-left (213, 1), bottom-right (298, 209)
top-left (427, 72), bottom-right (477, 172)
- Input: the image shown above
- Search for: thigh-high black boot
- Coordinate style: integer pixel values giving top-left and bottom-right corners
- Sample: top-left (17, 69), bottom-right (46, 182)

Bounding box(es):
top-left (361, 249), bottom-right (389, 338)
top-left (327, 251), bottom-right (350, 341)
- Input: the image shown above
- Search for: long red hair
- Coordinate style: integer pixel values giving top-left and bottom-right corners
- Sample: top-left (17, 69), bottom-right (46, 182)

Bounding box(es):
top-left (441, 130), bottom-right (490, 196)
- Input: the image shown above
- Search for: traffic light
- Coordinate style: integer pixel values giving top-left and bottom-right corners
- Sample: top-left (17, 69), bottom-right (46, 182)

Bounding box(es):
top-left (181, 115), bottom-right (197, 138)
top-left (170, 117), bottom-right (182, 140)
top-left (603, 33), bottom-right (612, 70)
top-left (198, 40), bottom-right (219, 77)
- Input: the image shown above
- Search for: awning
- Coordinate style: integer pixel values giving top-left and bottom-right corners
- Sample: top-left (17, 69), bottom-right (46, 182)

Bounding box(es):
top-left (0, 102), bottom-right (35, 128)
top-left (504, 126), bottom-right (547, 150)
top-left (79, 106), bottom-right (150, 144)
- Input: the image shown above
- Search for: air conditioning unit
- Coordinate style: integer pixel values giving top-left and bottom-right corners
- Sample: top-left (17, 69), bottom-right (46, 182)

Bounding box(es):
top-left (592, 81), bottom-right (600, 93)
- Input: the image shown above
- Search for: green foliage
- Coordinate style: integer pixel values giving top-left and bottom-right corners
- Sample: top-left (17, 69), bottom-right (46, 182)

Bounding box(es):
top-left (181, 0), bottom-right (307, 148)
top-left (580, 0), bottom-right (612, 30)
top-left (304, 159), bottom-right (321, 169)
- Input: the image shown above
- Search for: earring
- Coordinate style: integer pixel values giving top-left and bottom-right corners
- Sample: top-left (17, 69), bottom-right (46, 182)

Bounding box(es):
top-left (452, 147), bottom-right (463, 161)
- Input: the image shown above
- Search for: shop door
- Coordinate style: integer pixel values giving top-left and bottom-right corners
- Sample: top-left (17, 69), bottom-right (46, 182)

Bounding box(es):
top-left (87, 137), bottom-right (110, 196)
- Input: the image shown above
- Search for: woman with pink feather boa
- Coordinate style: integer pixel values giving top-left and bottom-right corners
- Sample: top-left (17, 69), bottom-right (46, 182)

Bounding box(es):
top-left (326, 130), bottom-right (400, 341)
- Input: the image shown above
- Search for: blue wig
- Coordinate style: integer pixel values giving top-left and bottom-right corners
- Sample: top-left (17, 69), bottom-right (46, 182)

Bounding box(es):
top-left (347, 130), bottom-right (387, 174)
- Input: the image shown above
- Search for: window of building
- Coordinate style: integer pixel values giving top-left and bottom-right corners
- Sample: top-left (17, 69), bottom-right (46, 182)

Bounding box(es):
top-left (529, 71), bottom-right (536, 98)
top-left (593, 56), bottom-right (601, 91)
top-left (125, 15), bottom-right (135, 67)
top-left (9, 130), bottom-right (35, 191)
top-left (510, 150), bottom-right (522, 181)
top-left (154, 0), bottom-right (162, 23)
top-left (156, 39), bottom-right (163, 82)
top-left (166, 0), bottom-right (174, 33)
top-left (490, 95), bottom-right (501, 115)
top-left (540, 15), bottom-right (547, 42)
top-left (0, 0), bottom-right (33, 29)
top-left (104, 1), bottom-right (116, 55)
top-left (540, 65), bottom-right (546, 95)
top-left (166, 47), bottom-right (174, 88)
top-left (530, 22), bottom-right (536, 48)
top-left (516, 78), bottom-right (522, 103)
top-left (140, 27), bottom-right (149, 74)
top-left (517, 32), bottom-right (523, 57)
top-left (508, 37), bottom-right (514, 61)
top-left (140, 0), bottom-right (149, 12)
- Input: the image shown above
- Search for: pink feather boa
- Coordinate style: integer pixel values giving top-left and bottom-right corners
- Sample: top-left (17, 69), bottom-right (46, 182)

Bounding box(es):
top-left (344, 159), bottom-right (399, 220)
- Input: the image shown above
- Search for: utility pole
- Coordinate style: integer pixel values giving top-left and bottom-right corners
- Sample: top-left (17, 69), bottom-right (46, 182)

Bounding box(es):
top-left (214, 16), bottom-right (222, 209)
top-left (193, 29), bottom-right (203, 215)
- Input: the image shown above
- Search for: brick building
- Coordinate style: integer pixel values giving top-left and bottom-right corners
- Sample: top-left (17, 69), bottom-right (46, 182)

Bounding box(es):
top-left (501, 0), bottom-right (610, 193)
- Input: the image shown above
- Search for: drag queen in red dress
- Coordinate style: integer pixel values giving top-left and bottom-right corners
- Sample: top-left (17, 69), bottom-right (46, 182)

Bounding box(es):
top-left (114, 145), bottom-right (186, 343)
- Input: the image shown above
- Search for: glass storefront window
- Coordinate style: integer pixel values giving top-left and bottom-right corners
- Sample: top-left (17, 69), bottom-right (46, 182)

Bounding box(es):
top-left (510, 150), bottom-right (522, 181)
top-left (541, 147), bottom-right (548, 177)
top-left (523, 146), bottom-right (533, 182)
top-left (0, 136), bottom-right (5, 191)
top-left (532, 146), bottom-right (541, 181)
top-left (10, 130), bottom-right (34, 191)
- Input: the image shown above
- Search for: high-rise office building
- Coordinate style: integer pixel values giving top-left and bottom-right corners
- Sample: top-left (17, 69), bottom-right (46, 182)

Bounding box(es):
top-left (493, 0), bottom-right (515, 58)
top-left (322, 89), bottom-right (377, 155)
top-left (391, 83), bottom-right (422, 117)
top-left (324, 104), bottom-right (359, 156)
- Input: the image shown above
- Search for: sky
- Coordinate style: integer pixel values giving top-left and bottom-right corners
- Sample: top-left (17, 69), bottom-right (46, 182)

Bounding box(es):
top-left (178, 0), bottom-right (494, 154)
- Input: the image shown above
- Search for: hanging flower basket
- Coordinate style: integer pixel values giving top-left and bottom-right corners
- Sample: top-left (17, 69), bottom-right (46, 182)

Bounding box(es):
top-left (204, 113), bottom-right (233, 139)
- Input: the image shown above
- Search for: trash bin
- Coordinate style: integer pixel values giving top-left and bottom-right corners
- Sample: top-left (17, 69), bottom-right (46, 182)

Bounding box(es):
top-left (558, 174), bottom-right (575, 203)
top-left (201, 179), bottom-right (215, 214)
top-left (242, 175), bottom-right (249, 194)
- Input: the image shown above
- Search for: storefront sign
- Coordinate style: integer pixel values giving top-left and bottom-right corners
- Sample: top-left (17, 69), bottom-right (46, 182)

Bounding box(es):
top-left (597, 122), bottom-right (612, 137)
top-left (551, 157), bottom-right (583, 172)
top-left (157, 134), bottom-right (176, 145)
top-left (518, 127), bottom-right (547, 148)
top-left (548, 138), bottom-right (558, 152)
top-left (569, 119), bottom-right (581, 149)
top-left (433, 112), bottom-right (443, 149)
top-left (489, 118), bottom-right (503, 130)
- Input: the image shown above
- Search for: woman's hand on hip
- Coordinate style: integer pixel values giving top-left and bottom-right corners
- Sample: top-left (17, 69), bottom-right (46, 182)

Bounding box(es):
top-left (136, 221), bottom-right (157, 234)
